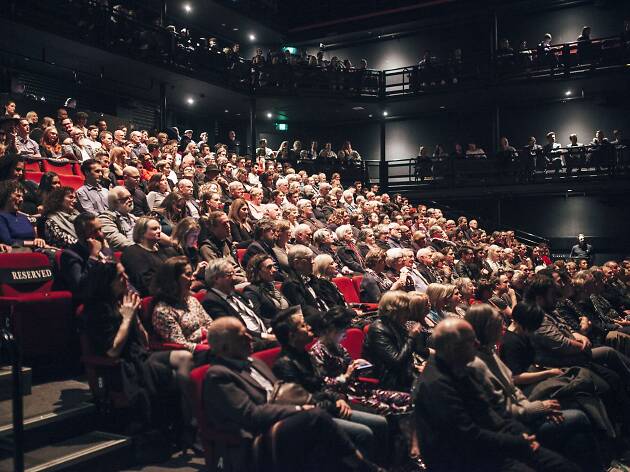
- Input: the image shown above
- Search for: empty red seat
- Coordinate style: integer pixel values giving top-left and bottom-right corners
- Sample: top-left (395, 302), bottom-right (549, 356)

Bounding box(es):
top-left (25, 172), bottom-right (44, 184)
top-left (332, 276), bottom-right (360, 304)
top-left (340, 328), bottom-right (364, 360)
top-left (0, 253), bottom-right (73, 359)
top-left (24, 159), bottom-right (43, 172)
top-left (42, 159), bottom-right (78, 176)
top-left (58, 174), bottom-right (84, 190)
top-left (352, 275), bottom-right (363, 298)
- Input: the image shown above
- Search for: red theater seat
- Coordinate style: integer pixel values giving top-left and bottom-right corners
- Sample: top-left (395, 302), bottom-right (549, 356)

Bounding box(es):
top-left (24, 159), bottom-right (43, 173)
top-left (252, 346), bottom-right (281, 369)
top-left (0, 253), bottom-right (73, 359)
top-left (340, 328), bottom-right (364, 360)
top-left (236, 248), bottom-right (246, 265)
top-left (58, 174), bottom-right (84, 190)
top-left (25, 172), bottom-right (44, 184)
top-left (42, 159), bottom-right (78, 176)
top-left (332, 276), bottom-right (360, 304)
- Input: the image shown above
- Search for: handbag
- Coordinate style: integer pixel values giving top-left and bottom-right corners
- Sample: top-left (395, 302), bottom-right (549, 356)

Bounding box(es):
top-left (269, 381), bottom-right (313, 406)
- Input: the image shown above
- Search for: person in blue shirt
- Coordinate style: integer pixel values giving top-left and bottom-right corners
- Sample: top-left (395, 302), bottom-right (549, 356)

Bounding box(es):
top-left (0, 180), bottom-right (46, 249)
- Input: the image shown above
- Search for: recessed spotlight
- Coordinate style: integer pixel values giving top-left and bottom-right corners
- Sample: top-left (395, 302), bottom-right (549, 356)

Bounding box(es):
top-left (186, 97), bottom-right (195, 105)
top-left (183, 3), bottom-right (192, 13)
top-left (221, 23), bottom-right (226, 27)
top-left (382, 111), bottom-right (388, 116)
top-left (368, 114), bottom-right (373, 118)
top-left (352, 106), bottom-right (364, 111)
top-left (249, 34), bottom-right (256, 41)
top-left (224, 109), bottom-right (229, 113)
top-left (565, 90), bottom-right (572, 96)
top-left (233, 27), bottom-right (239, 31)
top-left (266, 112), bottom-right (272, 118)
top-left (567, 189), bottom-right (573, 192)
top-left (439, 105), bottom-right (446, 109)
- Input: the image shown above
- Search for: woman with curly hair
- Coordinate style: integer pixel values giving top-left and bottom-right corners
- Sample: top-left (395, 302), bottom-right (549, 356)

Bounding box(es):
top-left (42, 186), bottom-right (80, 248)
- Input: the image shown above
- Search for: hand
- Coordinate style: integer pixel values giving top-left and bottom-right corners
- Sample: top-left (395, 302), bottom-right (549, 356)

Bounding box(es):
top-left (87, 238), bottom-right (103, 257)
top-left (345, 359), bottom-right (367, 377)
top-left (522, 433), bottom-right (540, 453)
top-left (572, 332), bottom-right (592, 349)
top-left (32, 238), bottom-right (46, 248)
top-left (301, 404), bottom-right (315, 411)
top-left (0, 243), bottom-right (12, 253)
top-left (409, 323), bottom-right (423, 338)
top-left (546, 368), bottom-right (563, 377)
top-left (193, 261), bottom-right (208, 277)
top-left (336, 399), bottom-right (352, 419)
top-left (120, 293), bottom-right (140, 321)
top-left (262, 333), bottom-right (277, 342)
top-left (546, 410), bottom-right (564, 424)
top-left (541, 399), bottom-right (561, 412)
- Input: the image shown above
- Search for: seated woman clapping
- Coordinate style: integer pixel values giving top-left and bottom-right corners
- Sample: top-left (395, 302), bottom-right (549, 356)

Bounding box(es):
top-left (151, 256), bottom-right (213, 357)
top-left (83, 262), bottom-right (193, 431)
top-left (42, 186), bottom-right (80, 249)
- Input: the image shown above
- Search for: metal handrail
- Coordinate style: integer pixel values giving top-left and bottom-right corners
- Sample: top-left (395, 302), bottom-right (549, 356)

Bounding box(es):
top-left (0, 316), bottom-right (24, 472)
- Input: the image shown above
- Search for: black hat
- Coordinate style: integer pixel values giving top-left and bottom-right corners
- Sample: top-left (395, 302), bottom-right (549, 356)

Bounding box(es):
top-left (205, 164), bottom-right (220, 174)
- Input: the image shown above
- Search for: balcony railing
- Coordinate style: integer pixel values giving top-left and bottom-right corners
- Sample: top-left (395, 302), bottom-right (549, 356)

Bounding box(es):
top-left (4, 0), bottom-right (630, 100)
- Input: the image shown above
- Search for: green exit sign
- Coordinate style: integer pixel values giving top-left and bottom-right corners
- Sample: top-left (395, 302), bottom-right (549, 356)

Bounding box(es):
top-left (275, 123), bottom-right (288, 131)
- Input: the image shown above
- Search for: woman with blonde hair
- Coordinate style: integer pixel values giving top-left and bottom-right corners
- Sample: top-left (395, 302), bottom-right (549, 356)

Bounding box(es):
top-left (227, 198), bottom-right (253, 245)
top-left (39, 127), bottom-right (63, 158)
top-left (363, 291), bottom-right (425, 390)
top-left (312, 254), bottom-right (347, 309)
top-left (425, 283), bottom-right (464, 326)
top-left (281, 203), bottom-right (299, 231)
top-left (247, 187), bottom-right (265, 221)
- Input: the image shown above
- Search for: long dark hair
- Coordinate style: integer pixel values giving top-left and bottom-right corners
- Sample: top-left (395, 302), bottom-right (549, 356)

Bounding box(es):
top-left (150, 256), bottom-right (189, 306)
top-left (83, 262), bottom-right (119, 306)
top-left (39, 172), bottom-right (59, 195)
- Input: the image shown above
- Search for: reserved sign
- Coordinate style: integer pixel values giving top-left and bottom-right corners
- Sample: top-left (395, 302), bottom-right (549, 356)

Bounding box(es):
top-left (1, 268), bottom-right (53, 284)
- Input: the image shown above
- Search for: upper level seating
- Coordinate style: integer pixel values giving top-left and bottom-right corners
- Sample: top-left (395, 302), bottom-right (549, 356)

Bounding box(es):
top-left (42, 159), bottom-right (79, 176)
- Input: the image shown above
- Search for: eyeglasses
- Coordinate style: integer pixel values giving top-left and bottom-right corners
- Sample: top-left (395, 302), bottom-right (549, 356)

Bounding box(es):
top-left (117, 195), bottom-right (133, 202)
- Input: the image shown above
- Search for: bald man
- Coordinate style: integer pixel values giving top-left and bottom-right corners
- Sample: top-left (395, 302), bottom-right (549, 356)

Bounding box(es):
top-left (123, 166), bottom-right (149, 216)
top-left (202, 318), bottom-right (376, 471)
top-left (414, 319), bottom-right (577, 472)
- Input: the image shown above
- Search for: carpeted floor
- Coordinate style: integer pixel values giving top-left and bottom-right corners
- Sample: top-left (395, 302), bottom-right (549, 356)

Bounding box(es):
top-left (121, 451), bottom-right (205, 472)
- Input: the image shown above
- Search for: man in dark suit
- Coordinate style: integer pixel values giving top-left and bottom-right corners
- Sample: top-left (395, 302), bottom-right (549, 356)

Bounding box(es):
top-left (57, 213), bottom-right (113, 297)
top-left (454, 246), bottom-right (479, 280)
top-left (202, 258), bottom-right (277, 351)
top-left (203, 317), bottom-right (379, 471)
top-left (414, 318), bottom-right (577, 472)
top-left (281, 245), bottom-right (330, 314)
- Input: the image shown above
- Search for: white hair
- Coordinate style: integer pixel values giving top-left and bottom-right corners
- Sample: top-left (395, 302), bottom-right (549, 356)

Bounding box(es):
top-left (288, 244), bottom-right (313, 266)
top-left (293, 223), bottom-right (312, 239)
top-left (385, 248), bottom-right (404, 266)
top-left (335, 224), bottom-right (353, 240)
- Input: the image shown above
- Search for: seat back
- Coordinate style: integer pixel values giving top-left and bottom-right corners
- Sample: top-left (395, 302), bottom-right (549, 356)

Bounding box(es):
top-left (236, 248), bottom-right (246, 265)
top-left (24, 159), bottom-right (43, 173)
top-left (251, 346), bottom-right (281, 369)
top-left (25, 172), bottom-right (44, 184)
top-left (58, 174), bottom-right (85, 190)
top-left (340, 328), bottom-right (365, 360)
top-left (352, 275), bottom-right (363, 298)
top-left (0, 253), bottom-right (55, 296)
top-left (42, 159), bottom-right (78, 176)
top-left (332, 276), bottom-right (360, 304)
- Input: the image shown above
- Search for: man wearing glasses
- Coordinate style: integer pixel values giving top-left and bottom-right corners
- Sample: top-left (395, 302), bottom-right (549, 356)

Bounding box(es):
top-left (98, 186), bottom-right (137, 250)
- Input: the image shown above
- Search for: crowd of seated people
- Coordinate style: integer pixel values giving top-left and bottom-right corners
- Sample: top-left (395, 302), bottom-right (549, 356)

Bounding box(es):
top-left (3, 102), bottom-right (630, 470)
top-left (496, 22), bottom-right (630, 74)
top-left (413, 128), bottom-right (628, 182)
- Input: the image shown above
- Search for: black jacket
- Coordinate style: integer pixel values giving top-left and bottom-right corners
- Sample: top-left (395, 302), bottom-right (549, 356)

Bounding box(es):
top-left (121, 244), bottom-right (177, 297)
top-left (414, 357), bottom-right (532, 472)
top-left (56, 242), bottom-right (113, 295)
top-left (336, 244), bottom-right (365, 273)
top-left (242, 282), bottom-right (287, 322)
top-left (362, 316), bottom-right (419, 390)
top-left (273, 346), bottom-right (341, 416)
top-left (204, 355), bottom-right (300, 440)
top-left (281, 274), bottom-right (327, 312)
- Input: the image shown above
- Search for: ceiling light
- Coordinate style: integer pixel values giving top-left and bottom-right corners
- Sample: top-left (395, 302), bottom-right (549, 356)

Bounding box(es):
top-left (224, 109), bottom-right (229, 113)
top-left (368, 114), bottom-right (373, 118)
top-left (183, 3), bottom-right (192, 13)
top-left (382, 111), bottom-right (388, 116)
top-left (186, 97), bottom-right (195, 105)
top-left (352, 106), bottom-right (364, 111)
top-left (249, 34), bottom-right (256, 41)
top-left (439, 105), bottom-right (446, 109)
top-left (233, 27), bottom-right (239, 31)
top-left (266, 112), bottom-right (272, 118)
top-left (565, 90), bottom-right (572, 96)
top-left (567, 189), bottom-right (573, 192)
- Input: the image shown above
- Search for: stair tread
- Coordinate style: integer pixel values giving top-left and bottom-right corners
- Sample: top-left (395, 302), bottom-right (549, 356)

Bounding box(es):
top-left (0, 380), bottom-right (92, 433)
top-left (0, 431), bottom-right (129, 472)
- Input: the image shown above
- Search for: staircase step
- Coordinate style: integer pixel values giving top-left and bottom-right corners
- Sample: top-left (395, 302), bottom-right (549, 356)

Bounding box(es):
top-left (0, 380), bottom-right (95, 451)
top-left (0, 366), bottom-right (32, 401)
top-left (0, 430), bottom-right (131, 472)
